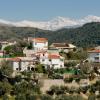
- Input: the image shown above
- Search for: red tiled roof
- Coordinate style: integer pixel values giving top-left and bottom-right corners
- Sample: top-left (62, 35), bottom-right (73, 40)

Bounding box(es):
top-left (88, 49), bottom-right (100, 53)
top-left (8, 58), bottom-right (21, 62)
top-left (48, 54), bottom-right (60, 59)
top-left (33, 38), bottom-right (48, 42)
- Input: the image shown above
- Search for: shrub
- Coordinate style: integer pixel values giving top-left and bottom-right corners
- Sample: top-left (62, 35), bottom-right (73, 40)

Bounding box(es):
top-left (64, 77), bottom-right (73, 83)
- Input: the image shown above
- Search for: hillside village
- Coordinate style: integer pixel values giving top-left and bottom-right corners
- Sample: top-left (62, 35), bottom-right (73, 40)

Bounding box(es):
top-left (0, 0), bottom-right (100, 99)
top-left (0, 37), bottom-right (76, 72)
top-left (0, 37), bottom-right (100, 99)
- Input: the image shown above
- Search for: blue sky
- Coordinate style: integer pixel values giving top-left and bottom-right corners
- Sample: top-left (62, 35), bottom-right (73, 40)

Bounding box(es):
top-left (0, 0), bottom-right (100, 21)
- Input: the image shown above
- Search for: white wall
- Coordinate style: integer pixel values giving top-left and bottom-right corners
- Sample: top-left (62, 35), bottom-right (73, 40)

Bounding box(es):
top-left (21, 61), bottom-right (32, 71)
top-left (33, 42), bottom-right (48, 50)
top-left (88, 52), bottom-right (100, 62)
top-left (13, 62), bottom-right (20, 71)
top-left (13, 61), bottom-right (34, 72)
top-left (40, 57), bottom-right (64, 69)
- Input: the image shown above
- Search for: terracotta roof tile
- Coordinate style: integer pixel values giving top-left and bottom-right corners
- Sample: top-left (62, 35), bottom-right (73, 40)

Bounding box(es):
top-left (33, 38), bottom-right (48, 42)
top-left (88, 49), bottom-right (100, 53)
top-left (48, 54), bottom-right (60, 59)
top-left (9, 58), bottom-right (21, 62)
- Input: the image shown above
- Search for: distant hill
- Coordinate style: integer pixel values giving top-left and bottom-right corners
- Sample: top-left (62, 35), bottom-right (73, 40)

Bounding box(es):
top-left (0, 22), bottom-right (100, 48)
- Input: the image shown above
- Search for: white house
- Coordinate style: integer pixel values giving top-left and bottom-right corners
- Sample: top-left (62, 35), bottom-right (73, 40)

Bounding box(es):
top-left (50, 43), bottom-right (76, 53)
top-left (8, 57), bottom-right (37, 72)
top-left (88, 49), bottom-right (100, 63)
top-left (30, 38), bottom-right (48, 51)
top-left (40, 52), bottom-right (64, 69)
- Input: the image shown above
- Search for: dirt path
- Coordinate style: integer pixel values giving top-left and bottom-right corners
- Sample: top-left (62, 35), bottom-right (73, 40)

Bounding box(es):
top-left (40, 79), bottom-right (79, 93)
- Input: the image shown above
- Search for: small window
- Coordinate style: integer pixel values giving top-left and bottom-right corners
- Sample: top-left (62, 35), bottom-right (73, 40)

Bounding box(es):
top-left (16, 68), bottom-right (18, 70)
top-left (60, 59), bottom-right (63, 61)
top-left (35, 42), bottom-right (37, 45)
top-left (27, 67), bottom-right (30, 71)
top-left (95, 57), bottom-right (99, 60)
top-left (49, 59), bottom-right (51, 61)
top-left (19, 68), bottom-right (21, 70)
top-left (42, 59), bottom-right (45, 62)
top-left (60, 65), bottom-right (62, 67)
top-left (96, 53), bottom-right (99, 55)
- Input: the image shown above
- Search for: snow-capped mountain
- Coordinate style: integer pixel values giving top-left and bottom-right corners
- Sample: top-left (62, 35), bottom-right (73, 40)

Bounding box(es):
top-left (0, 15), bottom-right (100, 30)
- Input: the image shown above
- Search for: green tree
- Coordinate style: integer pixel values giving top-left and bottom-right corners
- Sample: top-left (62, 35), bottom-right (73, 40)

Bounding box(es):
top-left (55, 94), bottom-right (84, 100)
top-left (27, 42), bottom-right (32, 49)
top-left (36, 64), bottom-right (44, 73)
top-left (0, 60), bottom-right (13, 77)
top-left (0, 78), bottom-right (12, 95)
top-left (26, 94), bottom-right (38, 100)
top-left (14, 80), bottom-right (41, 96)
top-left (40, 94), bottom-right (53, 100)
top-left (15, 94), bottom-right (26, 100)
top-left (80, 62), bottom-right (92, 74)
top-left (88, 94), bottom-right (96, 100)
top-left (2, 94), bottom-right (9, 100)
top-left (4, 43), bottom-right (24, 57)
top-left (65, 61), bottom-right (77, 67)
top-left (66, 50), bottom-right (88, 60)
top-left (15, 75), bottom-right (22, 82)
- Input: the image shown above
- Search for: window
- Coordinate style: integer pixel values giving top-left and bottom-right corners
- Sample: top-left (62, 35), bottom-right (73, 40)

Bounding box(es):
top-left (27, 67), bottom-right (30, 71)
top-left (35, 42), bottom-right (37, 45)
top-left (96, 53), bottom-right (99, 55)
top-left (42, 59), bottom-right (45, 62)
top-left (19, 68), bottom-right (21, 70)
top-left (60, 58), bottom-right (63, 61)
top-left (49, 59), bottom-right (51, 61)
top-left (60, 65), bottom-right (62, 67)
top-left (95, 57), bottom-right (99, 60)
top-left (16, 68), bottom-right (18, 70)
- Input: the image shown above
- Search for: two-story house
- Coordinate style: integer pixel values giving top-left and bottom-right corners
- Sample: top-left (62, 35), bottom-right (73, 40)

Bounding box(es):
top-left (31, 38), bottom-right (48, 51)
top-left (88, 49), bottom-right (100, 63)
top-left (8, 57), bottom-right (37, 72)
top-left (40, 52), bottom-right (64, 69)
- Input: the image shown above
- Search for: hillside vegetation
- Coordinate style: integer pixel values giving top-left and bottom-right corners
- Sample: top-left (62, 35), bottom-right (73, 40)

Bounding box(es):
top-left (0, 22), bottom-right (100, 48)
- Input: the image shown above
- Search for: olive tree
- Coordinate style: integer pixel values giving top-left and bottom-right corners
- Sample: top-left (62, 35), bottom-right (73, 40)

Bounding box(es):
top-left (0, 60), bottom-right (13, 77)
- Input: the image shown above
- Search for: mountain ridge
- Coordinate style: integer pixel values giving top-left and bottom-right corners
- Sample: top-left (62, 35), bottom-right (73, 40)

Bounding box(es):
top-left (0, 22), bottom-right (100, 48)
top-left (0, 15), bottom-right (100, 30)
